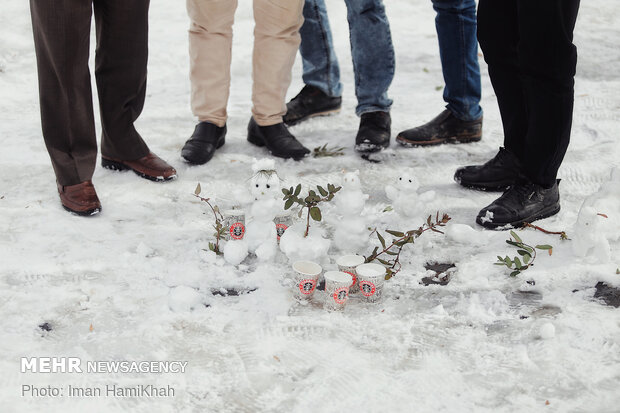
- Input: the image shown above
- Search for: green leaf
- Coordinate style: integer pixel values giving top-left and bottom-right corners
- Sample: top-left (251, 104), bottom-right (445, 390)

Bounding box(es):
top-left (385, 250), bottom-right (399, 256)
top-left (327, 184), bottom-right (335, 193)
top-left (514, 257), bottom-right (522, 269)
top-left (377, 232), bottom-right (386, 248)
top-left (309, 190), bottom-right (317, 198)
top-left (332, 186), bottom-right (341, 193)
top-left (294, 184), bottom-right (302, 197)
top-left (208, 242), bottom-right (215, 252)
top-left (386, 230), bottom-right (405, 238)
top-left (284, 199), bottom-right (294, 210)
top-left (517, 250), bottom-right (529, 256)
top-left (506, 240), bottom-right (521, 248)
top-left (377, 258), bottom-right (391, 266)
top-left (504, 257), bottom-right (513, 268)
top-left (194, 183), bottom-right (202, 195)
top-left (309, 207), bottom-right (322, 222)
top-left (523, 254), bottom-right (531, 265)
top-left (497, 255), bottom-right (504, 262)
top-left (509, 270), bottom-right (520, 277)
top-left (317, 186), bottom-right (328, 197)
top-left (535, 245), bottom-right (553, 250)
top-left (282, 188), bottom-right (289, 196)
top-left (385, 270), bottom-right (393, 280)
top-left (510, 230), bottom-right (522, 243)
top-left (383, 206), bottom-right (393, 212)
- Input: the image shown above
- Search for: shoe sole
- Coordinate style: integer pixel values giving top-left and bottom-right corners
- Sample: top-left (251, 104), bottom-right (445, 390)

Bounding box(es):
top-left (246, 133), bottom-right (308, 160)
top-left (101, 158), bottom-right (177, 182)
top-left (396, 132), bottom-right (482, 148)
top-left (62, 205), bottom-right (101, 217)
top-left (284, 108), bottom-right (341, 127)
top-left (476, 204), bottom-right (561, 230)
top-left (181, 137), bottom-right (225, 165)
top-left (354, 140), bottom-right (390, 154)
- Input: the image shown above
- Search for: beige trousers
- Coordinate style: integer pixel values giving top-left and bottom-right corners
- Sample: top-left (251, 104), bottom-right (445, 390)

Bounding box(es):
top-left (187, 0), bottom-right (304, 127)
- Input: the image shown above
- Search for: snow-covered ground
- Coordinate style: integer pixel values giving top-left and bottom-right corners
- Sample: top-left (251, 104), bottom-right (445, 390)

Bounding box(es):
top-left (1, 1), bottom-right (619, 412)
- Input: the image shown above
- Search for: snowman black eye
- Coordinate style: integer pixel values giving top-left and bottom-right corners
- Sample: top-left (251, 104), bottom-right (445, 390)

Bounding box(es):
top-left (256, 184), bottom-right (259, 188)
top-left (266, 184), bottom-right (270, 189)
top-left (409, 179), bottom-right (412, 183)
top-left (399, 177), bottom-right (402, 180)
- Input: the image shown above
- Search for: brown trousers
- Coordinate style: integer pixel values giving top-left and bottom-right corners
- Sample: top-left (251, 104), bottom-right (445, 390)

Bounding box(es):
top-left (187, 0), bottom-right (304, 127)
top-left (30, 0), bottom-right (150, 186)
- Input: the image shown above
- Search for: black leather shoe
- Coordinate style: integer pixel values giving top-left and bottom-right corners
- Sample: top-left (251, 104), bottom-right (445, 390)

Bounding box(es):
top-left (354, 111), bottom-right (391, 153)
top-left (454, 147), bottom-right (525, 191)
top-left (283, 85), bottom-right (342, 126)
top-left (181, 122), bottom-right (226, 165)
top-left (476, 180), bottom-right (561, 230)
top-left (397, 109), bottom-right (482, 147)
top-left (247, 118), bottom-right (310, 160)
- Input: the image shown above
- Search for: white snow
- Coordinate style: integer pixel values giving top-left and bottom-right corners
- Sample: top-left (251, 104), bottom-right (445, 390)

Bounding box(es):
top-left (1, 1), bottom-right (619, 412)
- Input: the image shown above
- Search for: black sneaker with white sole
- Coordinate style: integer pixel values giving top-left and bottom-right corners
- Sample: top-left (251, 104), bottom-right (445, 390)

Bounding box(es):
top-left (476, 180), bottom-right (561, 230)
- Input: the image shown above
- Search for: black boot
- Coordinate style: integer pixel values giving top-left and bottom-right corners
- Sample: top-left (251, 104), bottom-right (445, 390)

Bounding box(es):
top-left (247, 118), bottom-right (310, 160)
top-left (454, 147), bottom-right (525, 191)
top-left (476, 180), bottom-right (561, 230)
top-left (283, 85), bottom-right (342, 126)
top-left (181, 122), bottom-right (226, 165)
top-left (396, 109), bottom-right (482, 147)
top-left (354, 111), bottom-right (391, 153)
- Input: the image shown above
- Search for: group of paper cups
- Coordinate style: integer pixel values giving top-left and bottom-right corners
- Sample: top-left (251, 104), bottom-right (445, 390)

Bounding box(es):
top-left (292, 255), bottom-right (386, 311)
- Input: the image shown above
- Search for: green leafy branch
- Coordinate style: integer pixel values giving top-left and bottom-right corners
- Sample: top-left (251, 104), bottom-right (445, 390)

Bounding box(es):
top-left (365, 212), bottom-right (451, 280)
top-left (313, 144), bottom-right (345, 158)
top-left (194, 183), bottom-right (226, 255)
top-left (495, 230), bottom-right (553, 277)
top-left (282, 183), bottom-right (341, 238)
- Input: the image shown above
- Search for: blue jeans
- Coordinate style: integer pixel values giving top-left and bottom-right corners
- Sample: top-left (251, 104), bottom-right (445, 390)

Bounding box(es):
top-left (299, 0), bottom-right (394, 116)
top-left (432, 0), bottom-right (483, 121)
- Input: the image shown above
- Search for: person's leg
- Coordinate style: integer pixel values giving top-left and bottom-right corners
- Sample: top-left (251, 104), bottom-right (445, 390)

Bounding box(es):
top-left (93, 0), bottom-right (150, 161)
top-left (299, 0), bottom-right (341, 97)
top-left (186, 0), bottom-right (236, 128)
top-left (30, 0), bottom-right (97, 186)
top-left (433, 0), bottom-right (481, 121)
top-left (477, 0), bottom-right (524, 159)
top-left (344, 0), bottom-right (394, 116)
top-left (517, 0), bottom-right (580, 187)
top-left (252, 0), bottom-right (304, 126)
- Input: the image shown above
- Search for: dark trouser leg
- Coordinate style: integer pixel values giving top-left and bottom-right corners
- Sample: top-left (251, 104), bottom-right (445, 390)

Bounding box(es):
top-left (94, 0), bottom-right (150, 161)
top-left (517, 0), bottom-right (579, 187)
top-left (30, 0), bottom-right (97, 186)
top-left (477, 0), bottom-right (526, 161)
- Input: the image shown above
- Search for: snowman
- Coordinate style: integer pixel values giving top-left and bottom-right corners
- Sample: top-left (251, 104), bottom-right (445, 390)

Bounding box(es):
top-left (244, 159), bottom-right (281, 261)
top-left (385, 168), bottom-right (435, 218)
top-left (572, 206), bottom-right (611, 263)
top-left (333, 170), bottom-right (369, 253)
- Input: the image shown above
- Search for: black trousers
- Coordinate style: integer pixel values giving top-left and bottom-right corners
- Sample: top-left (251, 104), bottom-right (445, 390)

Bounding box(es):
top-left (30, 0), bottom-right (151, 186)
top-left (477, 0), bottom-right (580, 187)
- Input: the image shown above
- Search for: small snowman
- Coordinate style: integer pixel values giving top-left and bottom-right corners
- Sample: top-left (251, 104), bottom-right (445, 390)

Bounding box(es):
top-left (244, 159), bottom-right (281, 261)
top-left (385, 168), bottom-right (435, 218)
top-left (572, 206), bottom-right (610, 263)
top-left (333, 170), bottom-right (369, 253)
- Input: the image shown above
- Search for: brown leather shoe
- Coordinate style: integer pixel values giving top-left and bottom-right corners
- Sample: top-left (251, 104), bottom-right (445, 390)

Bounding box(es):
top-left (57, 181), bottom-right (102, 216)
top-left (101, 152), bottom-right (177, 182)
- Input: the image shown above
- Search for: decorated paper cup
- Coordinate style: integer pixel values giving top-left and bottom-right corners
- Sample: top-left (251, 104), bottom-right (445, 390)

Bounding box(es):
top-left (324, 271), bottom-right (352, 311)
top-left (292, 261), bottom-right (322, 300)
top-left (356, 263), bottom-right (386, 303)
top-left (274, 212), bottom-right (293, 244)
top-left (336, 255), bottom-right (365, 294)
top-left (222, 209), bottom-right (245, 241)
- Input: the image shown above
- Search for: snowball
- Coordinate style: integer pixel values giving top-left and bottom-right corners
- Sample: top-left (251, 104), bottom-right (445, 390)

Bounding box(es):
top-left (223, 240), bottom-right (249, 265)
top-left (539, 322), bottom-right (555, 339)
top-left (168, 286), bottom-right (203, 312)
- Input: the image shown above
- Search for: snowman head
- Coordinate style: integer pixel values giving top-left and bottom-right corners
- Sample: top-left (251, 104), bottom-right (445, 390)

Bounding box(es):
top-left (576, 206), bottom-right (599, 230)
top-left (396, 168), bottom-right (420, 192)
top-left (342, 170), bottom-right (362, 191)
top-left (249, 158), bottom-right (280, 200)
